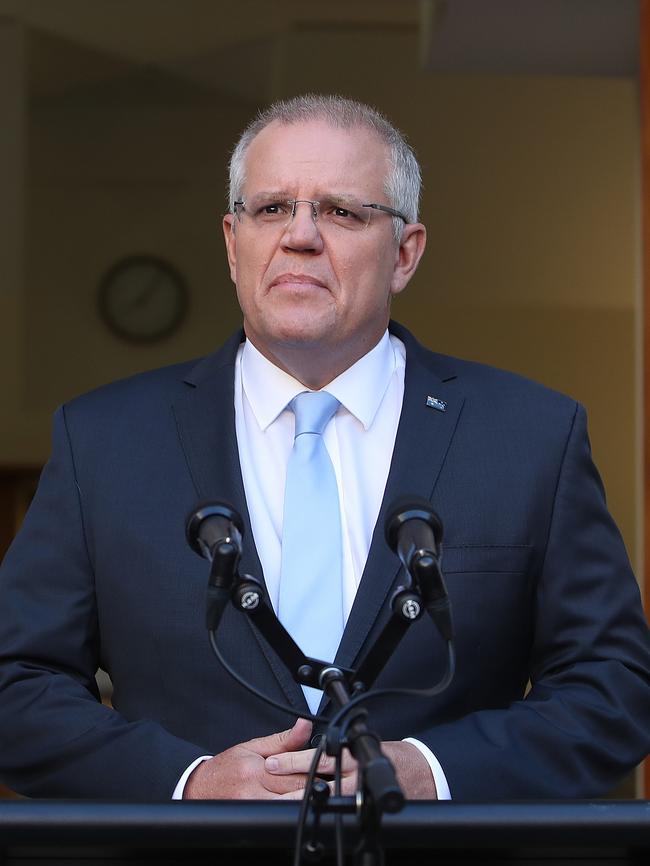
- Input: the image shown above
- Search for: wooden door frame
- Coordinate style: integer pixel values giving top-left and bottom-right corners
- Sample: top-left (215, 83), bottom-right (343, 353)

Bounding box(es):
top-left (641, 0), bottom-right (650, 801)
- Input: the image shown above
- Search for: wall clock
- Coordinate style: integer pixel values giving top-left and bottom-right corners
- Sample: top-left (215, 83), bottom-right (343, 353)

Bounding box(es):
top-left (98, 255), bottom-right (188, 343)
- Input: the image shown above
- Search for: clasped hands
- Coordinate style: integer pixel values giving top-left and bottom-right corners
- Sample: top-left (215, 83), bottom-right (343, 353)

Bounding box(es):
top-left (183, 717), bottom-right (437, 800)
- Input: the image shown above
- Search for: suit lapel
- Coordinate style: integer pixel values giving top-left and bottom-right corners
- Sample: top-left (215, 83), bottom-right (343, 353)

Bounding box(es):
top-left (334, 324), bottom-right (465, 675)
top-left (171, 331), bottom-right (247, 524)
top-left (171, 331), bottom-right (307, 713)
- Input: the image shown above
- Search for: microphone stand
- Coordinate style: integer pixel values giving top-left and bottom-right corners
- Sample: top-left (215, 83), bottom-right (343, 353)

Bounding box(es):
top-left (205, 554), bottom-right (452, 866)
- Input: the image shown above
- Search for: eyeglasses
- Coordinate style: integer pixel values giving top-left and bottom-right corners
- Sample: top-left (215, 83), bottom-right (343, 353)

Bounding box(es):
top-left (232, 195), bottom-right (409, 232)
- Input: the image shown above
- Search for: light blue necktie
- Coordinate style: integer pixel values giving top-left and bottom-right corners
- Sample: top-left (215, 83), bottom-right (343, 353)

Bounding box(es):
top-left (278, 390), bottom-right (343, 713)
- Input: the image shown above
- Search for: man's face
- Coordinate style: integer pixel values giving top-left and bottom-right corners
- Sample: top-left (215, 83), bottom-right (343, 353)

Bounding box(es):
top-left (223, 119), bottom-right (425, 381)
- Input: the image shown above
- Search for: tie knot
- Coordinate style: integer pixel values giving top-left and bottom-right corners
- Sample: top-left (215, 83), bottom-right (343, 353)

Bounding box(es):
top-left (291, 390), bottom-right (340, 437)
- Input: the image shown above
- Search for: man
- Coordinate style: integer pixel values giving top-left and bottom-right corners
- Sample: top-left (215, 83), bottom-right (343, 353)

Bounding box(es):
top-left (0, 95), bottom-right (648, 801)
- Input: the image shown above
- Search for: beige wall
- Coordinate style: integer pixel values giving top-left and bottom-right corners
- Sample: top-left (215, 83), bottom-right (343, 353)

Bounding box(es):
top-left (0, 31), bottom-right (640, 579)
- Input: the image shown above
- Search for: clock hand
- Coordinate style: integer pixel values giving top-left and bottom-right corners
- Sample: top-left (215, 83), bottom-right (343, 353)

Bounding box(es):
top-left (130, 270), bottom-right (163, 310)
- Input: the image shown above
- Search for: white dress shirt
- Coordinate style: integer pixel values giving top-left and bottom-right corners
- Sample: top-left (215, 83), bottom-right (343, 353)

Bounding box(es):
top-left (173, 331), bottom-right (451, 800)
top-left (235, 331), bottom-right (403, 620)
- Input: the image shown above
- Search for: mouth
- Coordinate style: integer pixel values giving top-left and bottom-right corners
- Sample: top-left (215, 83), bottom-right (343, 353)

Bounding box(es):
top-left (269, 273), bottom-right (328, 290)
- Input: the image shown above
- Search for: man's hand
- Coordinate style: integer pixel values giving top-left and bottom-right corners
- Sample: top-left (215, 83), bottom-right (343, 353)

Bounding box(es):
top-left (264, 739), bottom-right (438, 800)
top-left (183, 718), bottom-right (313, 799)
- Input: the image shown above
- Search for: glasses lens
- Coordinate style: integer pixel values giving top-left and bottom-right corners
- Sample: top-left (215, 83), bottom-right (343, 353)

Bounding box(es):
top-left (318, 196), bottom-right (371, 231)
top-left (239, 196), bottom-right (293, 227)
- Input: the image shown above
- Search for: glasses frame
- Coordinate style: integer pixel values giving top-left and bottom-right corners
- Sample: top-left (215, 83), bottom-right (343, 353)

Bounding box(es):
top-left (232, 197), bottom-right (410, 228)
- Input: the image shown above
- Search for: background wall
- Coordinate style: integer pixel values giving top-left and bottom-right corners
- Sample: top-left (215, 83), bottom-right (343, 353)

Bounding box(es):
top-left (3, 35), bottom-right (639, 569)
top-left (0, 0), bottom-right (643, 794)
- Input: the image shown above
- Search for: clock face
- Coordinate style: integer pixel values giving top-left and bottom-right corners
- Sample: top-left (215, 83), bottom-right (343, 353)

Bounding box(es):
top-left (98, 256), bottom-right (188, 343)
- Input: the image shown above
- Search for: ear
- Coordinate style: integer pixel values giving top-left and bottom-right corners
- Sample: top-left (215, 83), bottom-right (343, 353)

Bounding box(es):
top-left (390, 223), bottom-right (426, 297)
top-left (222, 213), bottom-right (237, 284)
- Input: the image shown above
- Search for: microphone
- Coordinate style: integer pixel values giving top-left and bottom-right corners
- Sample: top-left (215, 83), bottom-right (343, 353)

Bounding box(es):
top-left (186, 501), bottom-right (244, 562)
top-left (186, 502), bottom-right (244, 629)
top-left (385, 498), bottom-right (453, 641)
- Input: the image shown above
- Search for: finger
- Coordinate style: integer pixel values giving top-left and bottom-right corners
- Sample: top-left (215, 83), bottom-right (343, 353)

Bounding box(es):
top-left (336, 772), bottom-right (359, 796)
top-left (245, 718), bottom-right (313, 759)
top-left (314, 751), bottom-right (358, 776)
top-left (275, 777), bottom-right (340, 800)
top-left (262, 771), bottom-right (312, 796)
top-left (265, 748), bottom-right (316, 776)
top-left (266, 748), bottom-right (357, 777)
top-left (278, 787), bottom-right (312, 800)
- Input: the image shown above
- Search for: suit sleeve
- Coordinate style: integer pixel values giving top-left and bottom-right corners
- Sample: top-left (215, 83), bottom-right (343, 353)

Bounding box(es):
top-left (0, 406), bottom-right (206, 799)
top-left (422, 403), bottom-right (650, 799)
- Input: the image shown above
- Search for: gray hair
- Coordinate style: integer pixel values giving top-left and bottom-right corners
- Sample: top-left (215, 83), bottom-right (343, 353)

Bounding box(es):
top-left (228, 94), bottom-right (421, 241)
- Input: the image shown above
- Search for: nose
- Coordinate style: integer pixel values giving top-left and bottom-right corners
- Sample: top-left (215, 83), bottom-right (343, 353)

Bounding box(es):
top-left (281, 200), bottom-right (324, 254)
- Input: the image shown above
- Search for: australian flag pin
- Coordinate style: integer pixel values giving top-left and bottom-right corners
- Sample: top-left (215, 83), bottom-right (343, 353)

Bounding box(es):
top-left (426, 395), bottom-right (447, 412)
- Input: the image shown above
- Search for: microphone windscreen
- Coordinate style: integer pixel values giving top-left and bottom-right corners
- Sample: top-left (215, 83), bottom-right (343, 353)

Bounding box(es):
top-left (384, 496), bottom-right (443, 552)
top-left (186, 501), bottom-right (244, 558)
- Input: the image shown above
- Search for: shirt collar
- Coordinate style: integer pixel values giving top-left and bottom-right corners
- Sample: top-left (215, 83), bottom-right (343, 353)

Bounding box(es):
top-left (241, 330), bottom-right (399, 432)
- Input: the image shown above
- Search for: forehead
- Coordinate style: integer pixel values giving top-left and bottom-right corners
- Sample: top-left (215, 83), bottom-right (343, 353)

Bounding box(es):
top-left (242, 119), bottom-right (390, 196)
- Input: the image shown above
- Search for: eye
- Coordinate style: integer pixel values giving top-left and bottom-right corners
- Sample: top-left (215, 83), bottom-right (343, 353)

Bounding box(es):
top-left (326, 200), bottom-right (365, 225)
top-left (255, 201), bottom-right (290, 219)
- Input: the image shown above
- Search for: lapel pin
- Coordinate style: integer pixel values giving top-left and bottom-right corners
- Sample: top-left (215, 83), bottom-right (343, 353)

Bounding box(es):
top-left (426, 395), bottom-right (447, 412)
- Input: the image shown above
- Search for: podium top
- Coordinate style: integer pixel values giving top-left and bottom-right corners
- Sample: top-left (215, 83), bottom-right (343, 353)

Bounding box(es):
top-left (0, 800), bottom-right (649, 851)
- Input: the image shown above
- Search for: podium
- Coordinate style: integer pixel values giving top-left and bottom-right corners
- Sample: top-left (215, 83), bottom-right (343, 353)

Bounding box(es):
top-left (0, 800), bottom-right (650, 866)
top-left (1, 801), bottom-right (649, 864)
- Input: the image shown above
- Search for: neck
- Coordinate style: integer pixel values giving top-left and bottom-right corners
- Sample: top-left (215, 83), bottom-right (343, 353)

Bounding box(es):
top-left (245, 331), bottom-right (386, 389)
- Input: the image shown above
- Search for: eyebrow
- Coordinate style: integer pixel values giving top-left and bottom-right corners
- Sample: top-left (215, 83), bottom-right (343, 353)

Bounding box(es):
top-left (245, 190), bottom-right (294, 202)
top-left (246, 190), bottom-right (362, 204)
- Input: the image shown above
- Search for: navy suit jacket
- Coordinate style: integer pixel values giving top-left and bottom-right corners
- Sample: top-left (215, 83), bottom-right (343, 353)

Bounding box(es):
top-left (1, 322), bottom-right (648, 799)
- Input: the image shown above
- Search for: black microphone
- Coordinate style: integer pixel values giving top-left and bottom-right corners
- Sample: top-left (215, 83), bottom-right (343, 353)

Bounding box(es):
top-left (186, 502), bottom-right (244, 629)
top-left (385, 498), bottom-right (453, 641)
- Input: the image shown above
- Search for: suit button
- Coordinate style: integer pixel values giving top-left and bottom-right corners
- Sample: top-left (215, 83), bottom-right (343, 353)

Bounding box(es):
top-left (310, 733), bottom-right (325, 748)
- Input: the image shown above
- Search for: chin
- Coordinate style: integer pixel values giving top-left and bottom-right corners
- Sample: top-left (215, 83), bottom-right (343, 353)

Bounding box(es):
top-left (268, 311), bottom-right (336, 346)
top-left (275, 326), bottom-right (333, 349)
